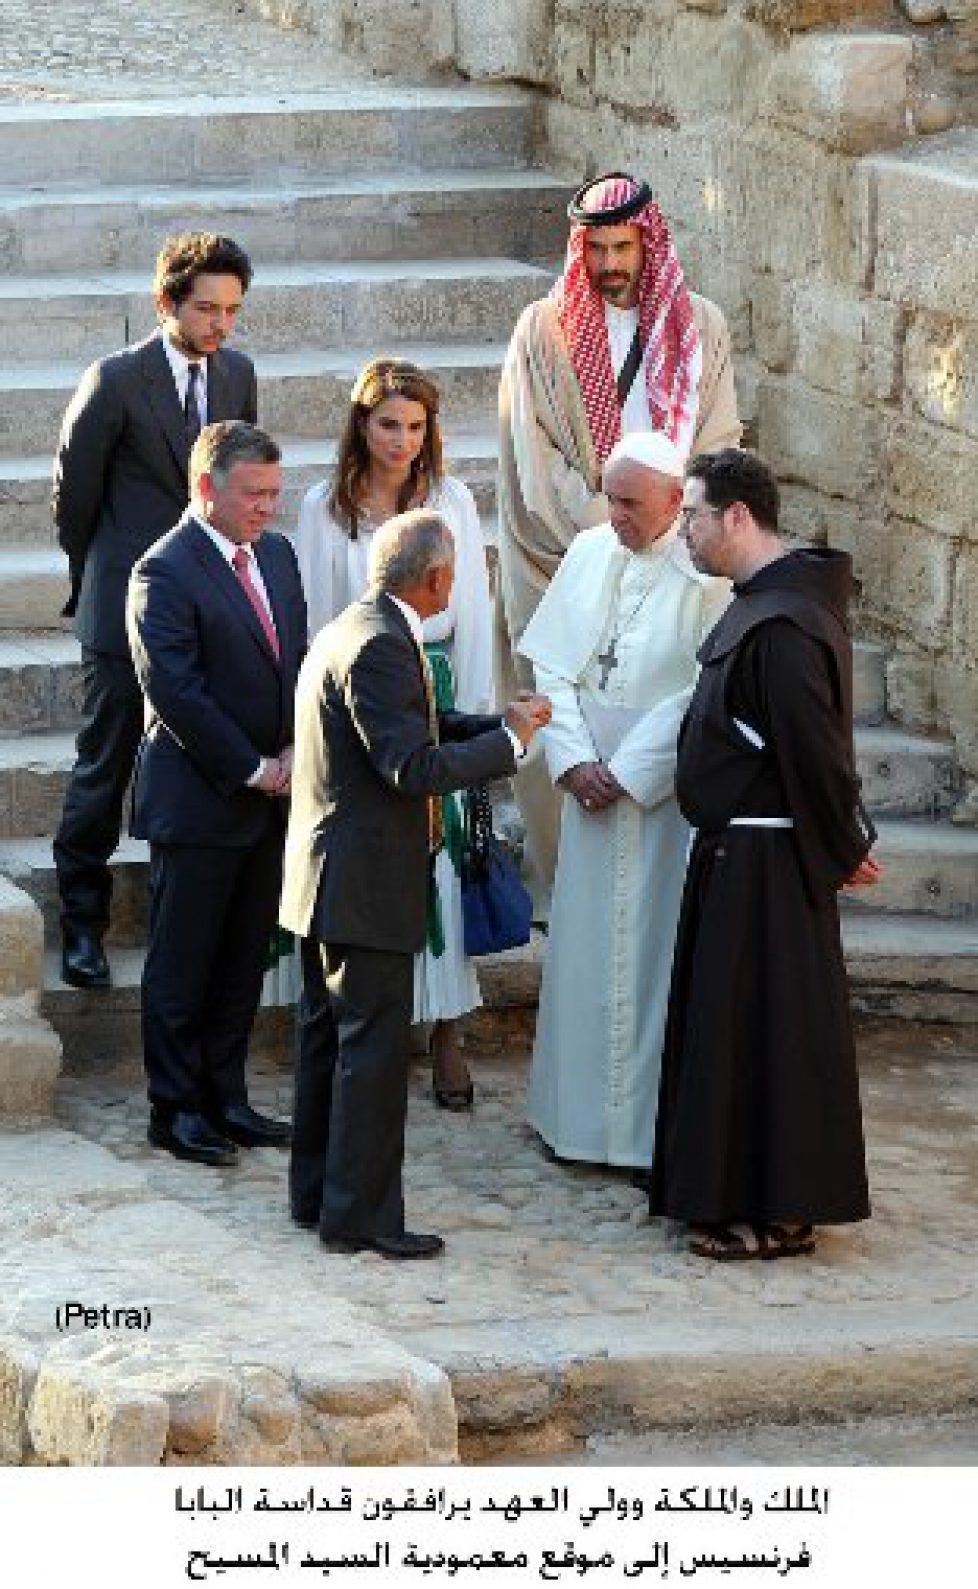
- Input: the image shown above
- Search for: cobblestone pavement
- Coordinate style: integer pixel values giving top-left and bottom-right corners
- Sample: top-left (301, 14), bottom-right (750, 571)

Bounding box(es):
top-left (51, 1019), bottom-right (978, 1343)
top-left (0, 0), bottom-right (375, 103)
top-left (0, 1017), bottom-right (974, 1460)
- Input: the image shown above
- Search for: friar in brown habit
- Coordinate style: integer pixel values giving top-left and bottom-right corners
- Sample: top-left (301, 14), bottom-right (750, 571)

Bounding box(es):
top-left (649, 449), bottom-right (882, 1262)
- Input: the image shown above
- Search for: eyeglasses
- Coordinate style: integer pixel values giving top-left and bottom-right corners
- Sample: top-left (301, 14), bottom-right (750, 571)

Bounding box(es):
top-left (678, 503), bottom-right (724, 528)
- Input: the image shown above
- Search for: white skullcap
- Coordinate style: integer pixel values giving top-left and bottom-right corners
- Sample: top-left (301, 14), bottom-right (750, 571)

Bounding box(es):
top-left (604, 430), bottom-right (686, 480)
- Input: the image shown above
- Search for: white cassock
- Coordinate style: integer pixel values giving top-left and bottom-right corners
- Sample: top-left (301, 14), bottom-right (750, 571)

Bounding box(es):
top-left (519, 521), bottom-right (729, 1168)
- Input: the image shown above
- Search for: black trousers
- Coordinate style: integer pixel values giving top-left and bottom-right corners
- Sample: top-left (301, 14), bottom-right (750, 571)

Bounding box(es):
top-left (53, 646), bottom-right (144, 934)
top-left (141, 830), bottom-right (283, 1116)
top-left (290, 934), bottom-right (414, 1240)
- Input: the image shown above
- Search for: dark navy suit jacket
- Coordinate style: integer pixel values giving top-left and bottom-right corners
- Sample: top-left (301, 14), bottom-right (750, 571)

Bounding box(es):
top-left (55, 332), bottom-right (258, 656)
top-left (126, 512), bottom-right (306, 848)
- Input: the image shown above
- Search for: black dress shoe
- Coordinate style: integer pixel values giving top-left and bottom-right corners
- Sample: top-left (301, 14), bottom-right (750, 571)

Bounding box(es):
top-left (61, 928), bottom-right (110, 990)
top-left (320, 1230), bottom-right (444, 1260)
top-left (211, 1102), bottom-right (292, 1148)
top-left (148, 1110), bottom-right (239, 1168)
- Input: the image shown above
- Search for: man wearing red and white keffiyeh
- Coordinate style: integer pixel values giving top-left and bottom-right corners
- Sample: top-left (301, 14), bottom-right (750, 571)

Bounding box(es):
top-left (496, 171), bottom-right (741, 902)
top-left (552, 172), bottom-right (703, 463)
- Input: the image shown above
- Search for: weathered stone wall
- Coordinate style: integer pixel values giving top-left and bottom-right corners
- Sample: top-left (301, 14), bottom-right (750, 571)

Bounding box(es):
top-left (534, 1), bottom-right (978, 799)
top-left (223, 0), bottom-right (978, 802)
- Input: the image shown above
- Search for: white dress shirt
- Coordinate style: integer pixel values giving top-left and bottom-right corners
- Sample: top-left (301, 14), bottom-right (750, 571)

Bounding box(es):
top-left (162, 335), bottom-right (208, 423)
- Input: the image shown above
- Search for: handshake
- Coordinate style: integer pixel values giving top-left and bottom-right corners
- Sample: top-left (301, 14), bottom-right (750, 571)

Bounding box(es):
top-left (504, 690), bottom-right (552, 748)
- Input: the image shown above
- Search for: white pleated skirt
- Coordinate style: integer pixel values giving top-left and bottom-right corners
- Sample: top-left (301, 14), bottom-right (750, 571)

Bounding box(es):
top-left (413, 844), bottom-right (482, 1023)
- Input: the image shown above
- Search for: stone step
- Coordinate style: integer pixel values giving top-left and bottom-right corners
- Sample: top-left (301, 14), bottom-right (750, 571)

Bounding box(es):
top-left (40, 946), bottom-right (291, 1075)
top-left (0, 257), bottom-right (554, 365)
top-left (0, 650), bottom-right (955, 817)
top-left (846, 820), bottom-right (978, 921)
top-left (0, 169), bottom-right (570, 274)
top-left (0, 633), bottom-right (83, 735)
top-left (0, 547), bottom-right (70, 630)
top-left (856, 724), bottom-right (960, 817)
top-left (0, 430), bottom-right (500, 548)
top-left (841, 910), bottom-right (978, 1025)
top-left (0, 89), bottom-right (544, 187)
top-left (0, 341), bottom-right (508, 456)
top-left (33, 905), bottom-right (978, 1076)
top-left (0, 835), bottom-right (148, 948)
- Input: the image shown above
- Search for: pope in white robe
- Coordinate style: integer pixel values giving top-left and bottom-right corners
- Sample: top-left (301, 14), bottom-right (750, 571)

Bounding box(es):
top-left (520, 433), bottom-right (729, 1169)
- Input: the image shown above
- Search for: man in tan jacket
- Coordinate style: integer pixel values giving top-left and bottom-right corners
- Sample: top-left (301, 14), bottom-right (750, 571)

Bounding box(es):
top-left (497, 172), bottom-right (741, 902)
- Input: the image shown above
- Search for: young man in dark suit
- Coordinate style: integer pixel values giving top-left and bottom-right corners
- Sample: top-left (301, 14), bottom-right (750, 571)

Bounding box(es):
top-left (127, 422), bottom-right (306, 1168)
top-left (53, 232), bottom-right (258, 990)
top-left (281, 509), bottom-right (551, 1258)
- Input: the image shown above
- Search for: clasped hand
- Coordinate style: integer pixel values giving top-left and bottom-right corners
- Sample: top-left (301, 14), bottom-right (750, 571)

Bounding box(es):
top-left (254, 745), bottom-right (293, 796)
top-left (504, 690), bottom-right (553, 747)
top-left (560, 760), bottom-right (625, 812)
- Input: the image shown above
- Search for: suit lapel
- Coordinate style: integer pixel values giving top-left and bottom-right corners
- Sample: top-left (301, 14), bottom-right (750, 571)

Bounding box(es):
top-left (185, 517), bottom-right (281, 672)
top-left (206, 351), bottom-right (230, 421)
top-left (141, 334), bottom-right (191, 484)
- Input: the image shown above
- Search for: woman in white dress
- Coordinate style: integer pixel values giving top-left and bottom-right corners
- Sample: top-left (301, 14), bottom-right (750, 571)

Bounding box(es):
top-left (294, 357), bottom-right (494, 1109)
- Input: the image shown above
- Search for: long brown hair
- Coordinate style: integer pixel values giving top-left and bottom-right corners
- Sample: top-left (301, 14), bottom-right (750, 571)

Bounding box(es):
top-left (331, 357), bottom-right (444, 539)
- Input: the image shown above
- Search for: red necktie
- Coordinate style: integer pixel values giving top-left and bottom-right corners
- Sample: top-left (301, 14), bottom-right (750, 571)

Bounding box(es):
top-left (232, 546), bottom-right (280, 660)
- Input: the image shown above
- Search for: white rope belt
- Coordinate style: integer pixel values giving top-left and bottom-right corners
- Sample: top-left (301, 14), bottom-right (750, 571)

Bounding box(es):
top-left (728, 817), bottom-right (794, 829)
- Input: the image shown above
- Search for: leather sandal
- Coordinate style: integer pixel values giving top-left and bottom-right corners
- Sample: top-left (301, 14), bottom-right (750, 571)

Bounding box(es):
top-left (689, 1223), bottom-right (768, 1261)
top-left (762, 1222), bottom-right (816, 1258)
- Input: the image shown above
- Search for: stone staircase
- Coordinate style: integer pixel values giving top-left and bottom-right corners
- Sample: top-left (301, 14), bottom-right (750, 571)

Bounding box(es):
top-left (0, 87), bottom-right (974, 1089)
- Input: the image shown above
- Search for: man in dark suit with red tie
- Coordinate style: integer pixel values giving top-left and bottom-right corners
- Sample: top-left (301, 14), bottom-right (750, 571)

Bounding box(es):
top-left (53, 233), bottom-right (257, 991)
top-left (127, 422), bottom-right (306, 1167)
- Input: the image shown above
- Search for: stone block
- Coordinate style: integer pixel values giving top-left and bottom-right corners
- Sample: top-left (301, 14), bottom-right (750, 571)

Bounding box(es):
top-left (790, 285), bottom-right (903, 402)
top-left (869, 131), bottom-right (978, 315)
top-left (779, 483), bottom-right (862, 552)
top-left (854, 641), bottom-right (887, 726)
top-left (456, 0), bottom-right (554, 86)
top-left (883, 416), bottom-right (973, 538)
top-left (0, 1017), bottom-right (62, 1119)
top-left (757, 376), bottom-right (881, 500)
top-left (751, 276), bottom-right (793, 373)
top-left (936, 658), bottom-right (978, 779)
top-left (746, 1), bottom-right (894, 26)
top-left (164, 1375), bottom-right (240, 1458)
top-left (0, 876), bottom-right (44, 998)
top-left (338, 0), bottom-right (457, 77)
top-left (765, 33), bottom-right (912, 153)
top-left (885, 649), bottom-right (940, 733)
top-left (0, 1340), bottom-right (38, 1464)
top-left (904, 312), bottom-right (978, 438)
top-left (878, 518), bottom-right (954, 644)
top-left (733, 354), bottom-right (763, 433)
top-left (552, 18), bottom-right (596, 107)
top-left (28, 1364), bottom-right (170, 1465)
top-left (742, 126), bottom-right (865, 286)
top-left (951, 542), bottom-right (978, 666)
top-left (593, 13), bottom-right (767, 123)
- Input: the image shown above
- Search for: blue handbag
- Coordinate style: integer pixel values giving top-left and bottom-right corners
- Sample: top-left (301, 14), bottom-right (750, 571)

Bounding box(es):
top-left (460, 786), bottom-right (533, 957)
